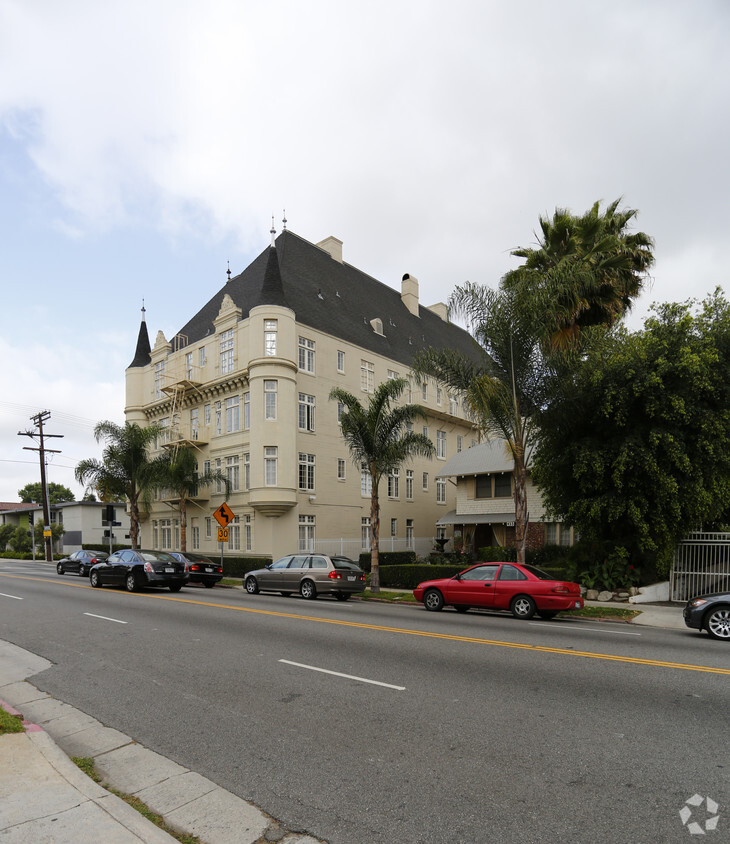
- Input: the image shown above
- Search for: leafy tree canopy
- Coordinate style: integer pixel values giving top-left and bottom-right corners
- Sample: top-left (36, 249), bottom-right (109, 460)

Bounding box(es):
top-left (18, 482), bottom-right (75, 504)
top-left (532, 289), bottom-right (730, 575)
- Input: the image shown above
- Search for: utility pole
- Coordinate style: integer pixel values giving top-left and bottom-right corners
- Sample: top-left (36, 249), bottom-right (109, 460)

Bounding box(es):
top-left (18, 411), bottom-right (63, 564)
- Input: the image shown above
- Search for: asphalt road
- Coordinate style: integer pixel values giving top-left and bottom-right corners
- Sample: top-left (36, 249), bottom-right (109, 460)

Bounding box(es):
top-left (1, 559), bottom-right (728, 844)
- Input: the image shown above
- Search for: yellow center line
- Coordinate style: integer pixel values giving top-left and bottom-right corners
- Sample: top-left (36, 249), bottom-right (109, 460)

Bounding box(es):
top-left (3, 572), bottom-right (728, 676)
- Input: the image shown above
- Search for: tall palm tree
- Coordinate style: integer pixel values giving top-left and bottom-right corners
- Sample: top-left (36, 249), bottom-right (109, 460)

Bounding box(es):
top-left (504, 199), bottom-right (655, 349)
top-left (412, 284), bottom-right (548, 563)
top-left (151, 447), bottom-right (229, 552)
top-left (75, 421), bottom-right (161, 549)
top-left (329, 377), bottom-right (434, 592)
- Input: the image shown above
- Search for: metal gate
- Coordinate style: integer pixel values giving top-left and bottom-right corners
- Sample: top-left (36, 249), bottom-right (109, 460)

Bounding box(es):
top-left (671, 532), bottom-right (730, 601)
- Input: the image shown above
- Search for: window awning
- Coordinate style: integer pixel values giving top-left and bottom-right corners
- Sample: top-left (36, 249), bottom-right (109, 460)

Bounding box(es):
top-left (436, 510), bottom-right (515, 526)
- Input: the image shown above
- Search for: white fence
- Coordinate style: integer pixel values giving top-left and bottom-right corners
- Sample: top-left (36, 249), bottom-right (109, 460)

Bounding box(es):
top-left (311, 537), bottom-right (439, 559)
top-left (671, 532), bottom-right (730, 602)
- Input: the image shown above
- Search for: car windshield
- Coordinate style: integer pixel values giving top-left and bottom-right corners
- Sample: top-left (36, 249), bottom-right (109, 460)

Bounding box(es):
top-left (520, 564), bottom-right (556, 581)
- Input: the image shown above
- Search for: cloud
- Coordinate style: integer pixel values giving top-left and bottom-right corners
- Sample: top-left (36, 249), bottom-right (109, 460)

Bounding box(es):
top-left (0, 0), bottom-right (728, 498)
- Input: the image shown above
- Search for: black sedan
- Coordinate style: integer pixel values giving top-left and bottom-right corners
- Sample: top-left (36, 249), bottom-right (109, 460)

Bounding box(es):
top-left (683, 590), bottom-right (730, 640)
top-left (57, 549), bottom-right (109, 577)
top-left (169, 552), bottom-right (223, 588)
top-left (89, 549), bottom-right (188, 593)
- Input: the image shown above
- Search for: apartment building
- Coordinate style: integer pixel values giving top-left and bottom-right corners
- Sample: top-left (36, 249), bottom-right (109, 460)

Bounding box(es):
top-left (125, 230), bottom-right (479, 560)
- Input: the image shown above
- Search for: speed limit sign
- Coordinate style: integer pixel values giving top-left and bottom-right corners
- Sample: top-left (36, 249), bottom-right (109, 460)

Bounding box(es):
top-left (217, 527), bottom-right (229, 543)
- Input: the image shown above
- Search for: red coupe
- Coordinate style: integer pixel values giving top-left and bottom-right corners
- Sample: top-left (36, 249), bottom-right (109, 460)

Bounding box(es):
top-left (413, 562), bottom-right (584, 620)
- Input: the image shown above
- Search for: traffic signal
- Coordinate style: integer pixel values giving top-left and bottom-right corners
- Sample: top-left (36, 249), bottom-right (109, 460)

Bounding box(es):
top-left (104, 504), bottom-right (115, 524)
top-left (28, 511), bottom-right (34, 525)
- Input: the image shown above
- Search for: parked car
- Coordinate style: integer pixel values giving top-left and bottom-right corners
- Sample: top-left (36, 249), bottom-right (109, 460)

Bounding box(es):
top-left (413, 562), bottom-right (584, 619)
top-left (57, 550), bottom-right (109, 577)
top-left (169, 552), bottom-right (223, 588)
top-left (683, 590), bottom-right (730, 640)
top-left (244, 554), bottom-right (367, 600)
top-left (89, 549), bottom-right (188, 593)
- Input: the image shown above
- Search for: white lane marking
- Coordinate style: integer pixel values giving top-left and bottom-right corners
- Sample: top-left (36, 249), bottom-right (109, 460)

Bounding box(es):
top-left (84, 613), bottom-right (128, 624)
top-left (528, 623), bottom-right (641, 636)
top-left (0, 592), bottom-right (23, 600)
top-left (279, 659), bottom-right (406, 690)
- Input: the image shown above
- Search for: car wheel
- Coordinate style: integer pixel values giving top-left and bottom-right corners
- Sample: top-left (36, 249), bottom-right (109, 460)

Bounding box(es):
top-left (245, 576), bottom-right (259, 594)
top-left (203, 581), bottom-right (215, 589)
top-left (300, 579), bottom-right (317, 600)
top-left (705, 606), bottom-right (730, 640)
top-left (56, 563), bottom-right (64, 575)
top-left (423, 589), bottom-right (444, 612)
top-left (125, 573), bottom-right (138, 593)
top-left (454, 605), bottom-right (470, 613)
top-left (538, 610), bottom-right (559, 620)
top-left (78, 566), bottom-right (86, 577)
top-left (90, 570), bottom-right (102, 589)
top-left (169, 583), bottom-right (183, 592)
top-left (335, 592), bottom-right (350, 601)
top-left (511, 595), bottom-right (537, 620)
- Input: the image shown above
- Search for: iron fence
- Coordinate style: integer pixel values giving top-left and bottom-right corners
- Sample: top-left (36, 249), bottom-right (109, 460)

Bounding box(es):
top-left (671, 532), bottom-right (730, 601)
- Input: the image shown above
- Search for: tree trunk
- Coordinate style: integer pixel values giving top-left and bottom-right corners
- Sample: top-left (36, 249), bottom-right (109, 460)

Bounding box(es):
top-left (180, 495), bottom-right (187, 552)
top-left (513, 454), bottom-right (529, 563)
top-left (129, 492), bottom-right (140, 550)
top-left (370, 479), bottom-right (381, 593)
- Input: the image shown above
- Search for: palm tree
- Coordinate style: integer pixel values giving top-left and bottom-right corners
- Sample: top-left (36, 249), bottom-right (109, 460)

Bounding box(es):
top-left (151, 447), bottom-right (229, 552)
top-left (329, 377), bottom-right (434, 592)
top-left (75, 421), bottom-right (161, 550)
top-left (412, 284), bottom-right (548, 563)
top-left (504, 199), bottom-right (655, 349)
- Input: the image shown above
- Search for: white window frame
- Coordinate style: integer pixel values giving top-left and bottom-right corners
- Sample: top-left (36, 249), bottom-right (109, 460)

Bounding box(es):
top-left (337, 458), bottom-right (346, 481)
top-left (299, 515), bottom-right (315, 552)
top-left (265, 447), bottom-right (278, 486)
top-left (298, 336), bottom-right (315, 373)
top-left (226, 395), bottom-right (240, 433)
top-left (264, 380), bottom-right (277, 420)
top-left (406, 469), bottom-right (414, 500)
top-left (436, 477), bottom-right (446, 503)
top-left (436, 430), bottom-right (446, 459)
top-left (298, 452), bottom-right (315, 492)
top-left (337, 350), bottom-right (345, 373)
top-left (220, 328), bottom-right (235, 375)
top-left (360, 360), bottom-right (374, 393)
top-left (298, 393), bottom-right (316, 432)
top-left (264, 320), bottom-right (277, 356)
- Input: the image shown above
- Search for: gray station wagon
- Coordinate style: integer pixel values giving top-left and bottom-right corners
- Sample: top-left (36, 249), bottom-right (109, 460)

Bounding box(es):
top-left (244, 554), bottom-right (366, 601)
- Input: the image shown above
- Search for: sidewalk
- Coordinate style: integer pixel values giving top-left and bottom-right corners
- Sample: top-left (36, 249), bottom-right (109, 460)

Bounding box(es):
top-left (584, 599), bottom-right (686, 629)
top-left (0, 640), bottom-right (323, 844)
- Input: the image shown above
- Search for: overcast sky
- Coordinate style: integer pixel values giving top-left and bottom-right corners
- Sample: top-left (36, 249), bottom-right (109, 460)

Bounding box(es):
top-left (1, 0), bottom-right (728, 504)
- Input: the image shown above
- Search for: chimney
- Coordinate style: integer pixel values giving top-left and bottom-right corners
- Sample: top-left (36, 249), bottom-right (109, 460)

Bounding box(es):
top-left (316, 236), bottom-right (343, 263)
top-left (401, 273), bottom-right (419, 317)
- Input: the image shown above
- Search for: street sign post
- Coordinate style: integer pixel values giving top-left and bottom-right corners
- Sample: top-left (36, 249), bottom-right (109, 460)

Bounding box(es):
top-left (214, 503), bottom-right (235, 570)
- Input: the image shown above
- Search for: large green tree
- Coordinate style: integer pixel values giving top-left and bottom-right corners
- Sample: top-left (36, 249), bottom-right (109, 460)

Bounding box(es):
top-left (151, 447), bottom-right (229, 552)
top-left (503, 199), bottom-right (655, 350)
top-left (532, 290), bottom-right (730, 575)
top-left (75, 421), bottom-right (161, 550)
top-left (413, 283), bottom-right (549, 562)
top-left (18, 482), bottom-right (75, 504)
top-left (330, 377), bottom-right (434, 592)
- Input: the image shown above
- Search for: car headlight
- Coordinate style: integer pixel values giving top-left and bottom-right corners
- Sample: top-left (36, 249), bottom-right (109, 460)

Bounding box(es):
top-left (689, 598), bottom-right (708, 608)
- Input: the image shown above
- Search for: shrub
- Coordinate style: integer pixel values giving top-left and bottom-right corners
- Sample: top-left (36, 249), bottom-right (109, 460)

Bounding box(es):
top-left (477, 546), bottom-right (515, 562)
top-left (377, 564), bottom-right (464, 589)
top-left (358, 551), bottom-right (417, 572)
top-left (222, 556), bottom-right (272, 578)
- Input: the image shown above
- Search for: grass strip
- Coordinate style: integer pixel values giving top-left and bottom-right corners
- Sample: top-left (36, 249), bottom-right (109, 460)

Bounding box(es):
top-left (0, 705), bottom-right (25, 735)
top-left (72, 757), bottom-right (203, 844)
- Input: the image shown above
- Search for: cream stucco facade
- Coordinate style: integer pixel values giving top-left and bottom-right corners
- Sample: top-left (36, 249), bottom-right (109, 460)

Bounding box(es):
top-left (125, 232), bottom-right (479, 561)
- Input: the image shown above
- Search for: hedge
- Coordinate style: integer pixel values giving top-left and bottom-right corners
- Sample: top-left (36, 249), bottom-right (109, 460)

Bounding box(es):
top-left (358, 551), bottom-right (417, 571)
top-left (376, 564), bottom-right (464, 589)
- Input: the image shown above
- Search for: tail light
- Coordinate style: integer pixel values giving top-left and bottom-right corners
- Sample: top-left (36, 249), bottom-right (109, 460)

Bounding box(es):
top-left (552, 585), bottom-right (570, 594)
top-left (144, 562), bottom-right (153, 573)
top-left (90, 558), bottom-right (98, 563)
top-left (190, 564), bottom-right (200, 572)
top-left (328, 571), bottom-right (343, 580)
top-left (216, 567), bottom-right (223, 573)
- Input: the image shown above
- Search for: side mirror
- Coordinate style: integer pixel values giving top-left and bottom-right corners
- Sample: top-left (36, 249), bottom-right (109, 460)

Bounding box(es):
top-left (265, 564), bottom-right (272, 570)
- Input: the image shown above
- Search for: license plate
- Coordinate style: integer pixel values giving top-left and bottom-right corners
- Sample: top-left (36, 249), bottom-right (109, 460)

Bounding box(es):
top-left (165, 567), bottom-right (174, 573)
top-left (574, 600), bottom-right (581, 608)
top-left (205, 567), bottom-right (213, 572)
top-left (347, 576), bottom-right (356, 581)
